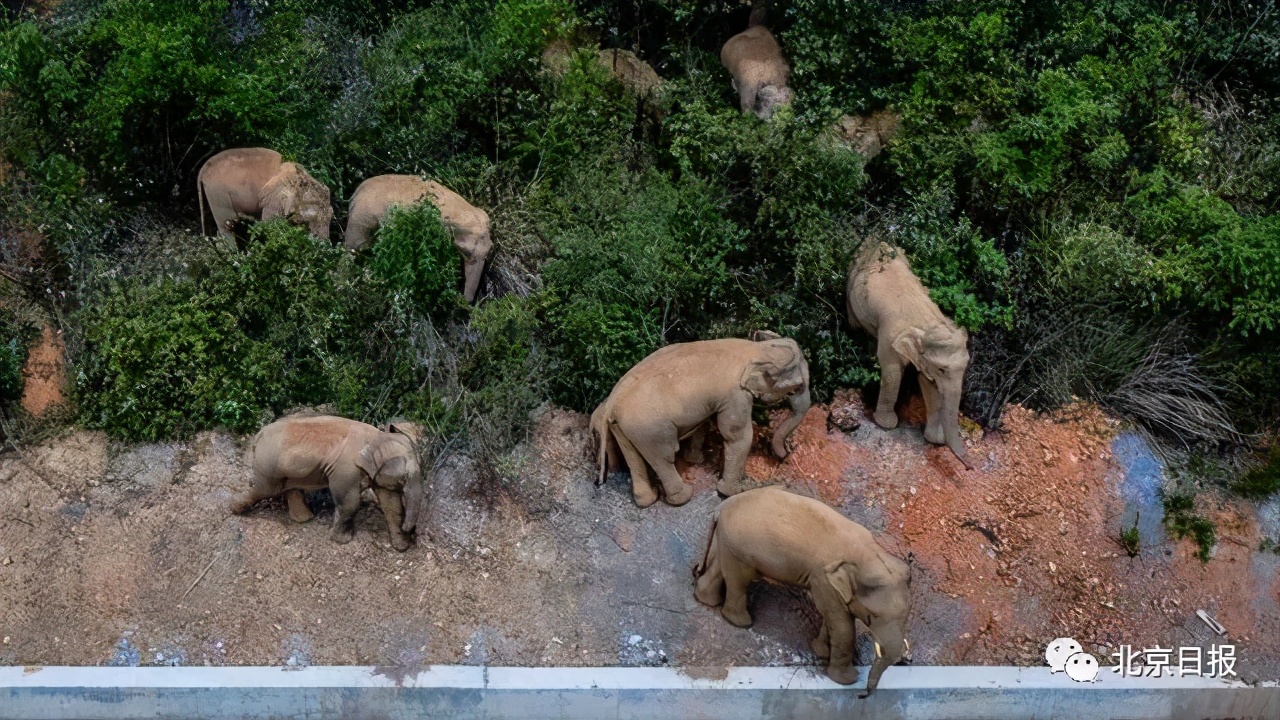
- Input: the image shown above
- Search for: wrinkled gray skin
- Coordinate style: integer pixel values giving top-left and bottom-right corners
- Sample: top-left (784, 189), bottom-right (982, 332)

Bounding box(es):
top-left (592, 332), bottom-right (811, 506)
top-left (344, 175), bottom-right (492, 303)
top-left (846, 241), bottom-right (973, 469)
top-left (695, 486), bottom-right (912, 697)
top-left (720, 25), bottom-right (792, 120)
top-left (230, 415), bottom-right (424, 552)
top-left (197, 148), bottom-right (333, 240)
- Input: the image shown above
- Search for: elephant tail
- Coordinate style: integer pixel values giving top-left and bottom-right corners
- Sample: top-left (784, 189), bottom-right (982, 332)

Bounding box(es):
top-left (693, 511), bottom-right (720, 580)
top-left (197, 172), bottom-right (209, 237)
top-left (594, 417), bottom-right (611, 488)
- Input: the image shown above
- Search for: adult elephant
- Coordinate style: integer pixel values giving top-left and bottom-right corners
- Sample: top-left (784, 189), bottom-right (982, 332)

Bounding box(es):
top-left (846, 240), bottom-right (973, 469)
top-left (591, 332), bottom-right (811, 506)
top-left (344, 175), bottom-right (492, 303)
top-left (720, 14), bottom-right (792, 120)
top-left (197, 148), bottom-right (333, 240)
top-left (230, 415), bottom-right (424, 552)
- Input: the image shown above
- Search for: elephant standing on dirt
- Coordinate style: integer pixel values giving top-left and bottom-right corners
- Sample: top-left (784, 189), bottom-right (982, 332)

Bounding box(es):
top-left (197, 148), bottom-right (333, 240)
top-left (230, 415), bottom-right (424, 552)
top-left (846, 240), bottom-right (973, 470)
top-left (720, 15), bottom-right (792, 120)
top-left (695, 486), bottom-right (912, 697)
top-left (591, 332), bottom-right (811, 506)
top-left (344, 175), bottom-right (492, 303)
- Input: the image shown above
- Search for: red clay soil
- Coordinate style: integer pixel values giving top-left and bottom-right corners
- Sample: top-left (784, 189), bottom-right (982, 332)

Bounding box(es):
top-left (21, 325), bottom-right (67, 417)
top-left (733, 393), bottom-right (1280, 675)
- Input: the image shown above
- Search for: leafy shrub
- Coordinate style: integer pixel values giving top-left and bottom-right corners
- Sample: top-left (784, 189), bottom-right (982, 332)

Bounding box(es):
top-left (1234, 444), bottom-right (1280, 500)
top-left (370, 202), bottom-right (465, 322)
top-left (1163, 492), bottom-right (1216, 563)
top-left (0, 309), bottom-right (36, 409)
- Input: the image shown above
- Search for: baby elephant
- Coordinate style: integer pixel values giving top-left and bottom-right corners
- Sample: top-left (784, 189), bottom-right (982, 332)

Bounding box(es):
top-left (720, 23), bottom-right (792, 120)
top-left (231, 415), bottom-right (424, 551)
top-left (695, 486), bottom-right (912, 697)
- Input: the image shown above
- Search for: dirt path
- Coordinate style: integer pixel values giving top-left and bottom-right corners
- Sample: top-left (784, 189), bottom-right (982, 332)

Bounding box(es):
top-left (0, 398), bottom-right (1277, 683)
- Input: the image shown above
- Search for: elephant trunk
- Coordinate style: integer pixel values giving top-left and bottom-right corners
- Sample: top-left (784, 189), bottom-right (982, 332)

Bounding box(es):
top-left (942, 393), bottom-right (973, 470)
top-left (400, 473), bottom-right (424, 533)
top-left (770, 387), bottom-right (810, 459)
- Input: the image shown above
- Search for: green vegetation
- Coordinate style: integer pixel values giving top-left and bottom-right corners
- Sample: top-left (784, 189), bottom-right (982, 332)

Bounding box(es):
top-left (1, 1), bottom-right (1278, 484)
top-left (1233, 445), bottom-right (1280, 499)
top-left (1163, 493), bottom-right (1217, 563)
top-left (1119, 513), bottom-right (1140, 558)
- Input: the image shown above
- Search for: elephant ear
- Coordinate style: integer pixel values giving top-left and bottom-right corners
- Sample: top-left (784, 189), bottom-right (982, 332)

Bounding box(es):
top-left (261, 184), bottom-right (296, 221)
top-left (356, 443), bottom-right (381, 481)
top-left (739, 341), bottom-right (796, 397)
top-left (751, 329), bottom-right (782, 342)
top-left (891, 328), bottom-right (925, 370)
top-left (823, 560), bottom-right (859, 607)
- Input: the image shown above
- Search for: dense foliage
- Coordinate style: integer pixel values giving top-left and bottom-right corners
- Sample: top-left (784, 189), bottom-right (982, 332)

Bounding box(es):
top-left (2, 0), bottom-right (1279, 486)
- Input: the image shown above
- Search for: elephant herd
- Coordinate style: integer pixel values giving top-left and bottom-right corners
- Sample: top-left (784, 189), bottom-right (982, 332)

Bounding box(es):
top-left (221, 13), bottom-right (973, 699)
top-left (196, 148), bottom-right (492, 302)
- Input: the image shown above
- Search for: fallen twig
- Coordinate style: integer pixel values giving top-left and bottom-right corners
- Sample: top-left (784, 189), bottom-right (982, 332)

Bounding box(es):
top-left (182, 552), bottom-right (222, 600)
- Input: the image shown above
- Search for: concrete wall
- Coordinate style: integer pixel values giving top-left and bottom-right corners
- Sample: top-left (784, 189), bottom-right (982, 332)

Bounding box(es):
top-left (1, 666), bottom-right (1276, 720)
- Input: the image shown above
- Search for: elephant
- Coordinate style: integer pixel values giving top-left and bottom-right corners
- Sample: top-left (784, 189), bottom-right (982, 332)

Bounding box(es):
top-left (344, 175), bottom-right (492, 303)
top-left (197, 148), bottom-right (333, 241)
top-left (591, 332), bottom-right (811, 506)
top-left (846, 240), bottom-right (973, 469)
top-left (835, 110), bottom-right (902, 159)
top-left (230, 415), bottom-right (424, 552)
top-left (694, 486), bottom-right (912, 697)
top-left (720, 19), bottom-right (792, 120)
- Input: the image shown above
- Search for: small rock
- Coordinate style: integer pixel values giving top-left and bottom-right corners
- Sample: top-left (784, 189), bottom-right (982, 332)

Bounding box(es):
top-left (1, 557), bottom-right (11, 565)
top-left (628, 635), bottom-right (642, 646)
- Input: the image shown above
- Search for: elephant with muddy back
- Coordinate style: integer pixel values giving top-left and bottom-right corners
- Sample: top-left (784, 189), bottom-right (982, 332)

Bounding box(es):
top-left (695, 486), bottom-right (912, 697)
top-left (230, 415), bottom-right (424, 552)
top-left (344, 175), bottom-right (492, 303)
top-left (591, 332), bottom-right (810, 507)
top-left (846, 240), bottom-right (973, 469)
top-left (197, 148), bottom-right (333, 240)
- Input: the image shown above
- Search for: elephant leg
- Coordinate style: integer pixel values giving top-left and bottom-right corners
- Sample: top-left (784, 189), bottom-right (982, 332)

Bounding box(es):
top-left (874, 339), bottom-right (904, 430)
top-left (681, 423), bottom-right (706, 465)
top-left (920, 374), bottom-right (944, 445)
top-left (286, 490), bottom-right (314, 523)
top-left (809, 576), bottom-right (860, 685)
top-left (229, 473), bottom-right (283, 515)
top-left (861, 621), bottom-right (906, 698)
top-left (715, 407), bottom-right (753, 497)
top-left (811, 620), bottom-right (831, 661)
top-left (208, 200), bottom-right (241, 240)
top-left (694, 529), bottom-right (725, 607)
top-left (611, 427), bottom-right (659, 508)
top-left (374, 487), bottom-right (412, 552)
top-left (627, 421), bottom-right (692, 506)
top-left (720, 551), bottom-right (757, 628)
top-left (329, 477), bottom-right (363, 545)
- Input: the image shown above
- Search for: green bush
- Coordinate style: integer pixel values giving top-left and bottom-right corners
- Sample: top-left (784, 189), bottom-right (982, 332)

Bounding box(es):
top-left (370, 202), bottom-right (465, 322)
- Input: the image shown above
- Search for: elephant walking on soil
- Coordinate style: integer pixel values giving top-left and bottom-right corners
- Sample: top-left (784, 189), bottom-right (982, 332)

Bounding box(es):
top-left (591, 332), bottom-right (811, 507)
top-left (846, 240), bottom-right (973, 469)
top-left (197, 148), bottom-right (333, 240)
top-left (344, 175), bottom-right (492, 303)
top-left (695, 486), bottom-right (912, 697)
top-left (230, 415), bottom-right (424, 552)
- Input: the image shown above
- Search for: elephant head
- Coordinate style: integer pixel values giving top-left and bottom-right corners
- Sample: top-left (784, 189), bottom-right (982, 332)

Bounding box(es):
top-left (741, 333), bottom-right (811, 459)
top-left (756, 84), bottom-right (792, 120)
top-left (893, 323), bottom-right (972, 469)
top-left (358, 431), bottom-right (424, 534)
top-left (261, 163), bottom-right (333, 240)
top-left (823, 554), bottom-right (912, 697)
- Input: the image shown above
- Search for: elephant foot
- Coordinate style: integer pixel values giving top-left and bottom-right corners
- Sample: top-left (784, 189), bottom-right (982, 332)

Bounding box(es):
top-left (716, 478), bottom-right (743, 497)
top-left (873, 409), bottom-right (899, 430)
top-left (663, 482), bottom-right (693, 506)
top-left (330, 526), bottom-right (356, 544)
top-left (694, 579), bottom-right (724, 608)
top-left (827, 664), bottom-right (860, 686)
top-left (633, 486), bottom-right (660, 508)
top-left (923, 424), bottom-right (944, 445)
top-left (388, 533), bottom-right (412, 552)
top-left (287, 491), bottom-right (314, 523)
top-left (229, 497), bottom-right (254, 515)
top-left (721, 606), bottom-right (753, 628)
top-left (810, 636), bottom-right (831, 661)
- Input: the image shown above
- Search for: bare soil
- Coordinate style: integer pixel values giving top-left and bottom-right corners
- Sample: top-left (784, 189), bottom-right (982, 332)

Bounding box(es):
top-left (0, 394), bottom-right (1277, 683)
top-left (20, 325), bottom-right (67, 417)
